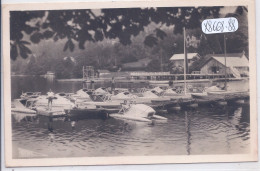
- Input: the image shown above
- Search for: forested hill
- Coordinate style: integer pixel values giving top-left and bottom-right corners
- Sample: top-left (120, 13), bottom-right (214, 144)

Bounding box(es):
top-left (11, 27), bottom-right (186, 78)
top-left (11, 7), bottom-right (248, 79)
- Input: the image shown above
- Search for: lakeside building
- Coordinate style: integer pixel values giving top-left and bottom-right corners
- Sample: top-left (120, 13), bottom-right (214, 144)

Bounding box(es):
top-left (129, 52), bottom-right (249, 82)
top-left (190, 52), bottom-right (249, 78)
top-left (169, 53), bottom-right (200, 67)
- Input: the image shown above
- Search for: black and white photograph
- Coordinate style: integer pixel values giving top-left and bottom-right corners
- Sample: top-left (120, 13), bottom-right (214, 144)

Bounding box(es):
top-left (2, 0), bottom-right (257, 167)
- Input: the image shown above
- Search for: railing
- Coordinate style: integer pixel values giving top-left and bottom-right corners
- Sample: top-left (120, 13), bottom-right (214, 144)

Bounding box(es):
top-left (130, 72), bottom-right (171, 76)
top-left (129, 73), bottom-right (231, 81)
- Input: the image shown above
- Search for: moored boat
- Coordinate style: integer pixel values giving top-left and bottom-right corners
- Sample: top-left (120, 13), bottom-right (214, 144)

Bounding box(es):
top-left (33, 94), bottom-right (75, 109)
top-left (110, 104), bottom-right (167, 123)
top-left (207, 90), bottom-right (249, 99)
top-left (134, 90), bottom-right (171, 104)
top-left (20, 92), bottom-right (41, 100)
top-left (22, 93), bottom-right (75, 117)
top-left (11, 99), bottom-right (36, 114)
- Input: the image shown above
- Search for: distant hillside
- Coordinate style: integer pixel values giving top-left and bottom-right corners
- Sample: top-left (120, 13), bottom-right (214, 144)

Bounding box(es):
top-left (11, 8), bottom-right (248, 78)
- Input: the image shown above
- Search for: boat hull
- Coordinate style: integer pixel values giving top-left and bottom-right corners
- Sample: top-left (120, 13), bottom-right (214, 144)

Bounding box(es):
top-left (207, 91), bottom-right (249, 99)
top-left (110, 113), bottom-right (152, 122)
top-left (191, 93), bottom-right (208, 99)
top-left (11, 108), bottom-right (36, 114)
top-left (36, 107), bottom-right (65, 117)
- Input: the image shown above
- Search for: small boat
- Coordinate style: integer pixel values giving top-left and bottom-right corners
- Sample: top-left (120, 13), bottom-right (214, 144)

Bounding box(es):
top-left (110, 104), bottom-right (167, 123)
top-left (162, 88), bottom-right (178, 96)
top-left (207, 90), bottom-right (249, 99)
top-left (20, 92), bottom-right (41, 100)
top-left (33, 94), bottom-right (75, 109)
top-left (191, 85), bottom-right (224, 99)
top-left (76, 93), bottom-right (122, 112)
top-left (134, 90), bottom-right (171, 104)
top-left (71, 88), bottom-right (92, 103)
top-left (151, 86), bottom-right (164, 95)
top-left (111, 91), bottom-right (137, 101)
top-left (22, 93), bottom-right (75, 117)
top-left (94, 87), bottom-right (110, 95)
top-left (11, 99), bottom-right (36, 114)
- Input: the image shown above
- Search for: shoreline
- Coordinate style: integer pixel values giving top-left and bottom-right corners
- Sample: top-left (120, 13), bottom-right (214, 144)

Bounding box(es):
top-left (56, 77), bottom-right (248, 83)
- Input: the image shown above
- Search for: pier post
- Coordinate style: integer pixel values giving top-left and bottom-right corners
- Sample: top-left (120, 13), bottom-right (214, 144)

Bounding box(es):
top-left (183, 27), bottom-right (188, 94)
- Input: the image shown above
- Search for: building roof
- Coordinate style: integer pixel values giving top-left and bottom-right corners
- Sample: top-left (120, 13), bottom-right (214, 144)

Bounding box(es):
top-left (190, 53), bottom-right (248, 71)
top-left (169, 53), bottom-right (199, 61)
top-left (212, 56), bottom-right (248, 67)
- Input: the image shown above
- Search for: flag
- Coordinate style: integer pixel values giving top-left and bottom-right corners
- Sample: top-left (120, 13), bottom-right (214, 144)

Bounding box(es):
top-left (186, 34), bottom-right (200, 48)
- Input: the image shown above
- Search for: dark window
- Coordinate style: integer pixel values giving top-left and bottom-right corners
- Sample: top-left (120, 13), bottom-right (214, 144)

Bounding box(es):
top-left (211, 66), bottom-right (220, 73)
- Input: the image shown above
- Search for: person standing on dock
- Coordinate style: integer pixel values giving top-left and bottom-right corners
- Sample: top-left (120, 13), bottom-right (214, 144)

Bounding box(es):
top-left (47, 89), bottom-right (54, 110)
top-left (168, 80), bottom-right (173, 88)
top-left (111, 77), bottom-right (116, 94)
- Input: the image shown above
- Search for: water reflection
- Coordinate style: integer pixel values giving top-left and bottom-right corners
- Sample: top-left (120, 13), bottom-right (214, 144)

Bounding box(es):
top-left (185, 111), bottom-right (191, 155)
top-left (12, 104), bottom-right (250, 158)
top-left (12, 113), bottom-right (38, 123)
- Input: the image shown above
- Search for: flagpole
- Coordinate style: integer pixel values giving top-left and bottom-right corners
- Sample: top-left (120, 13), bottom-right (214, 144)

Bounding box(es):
top-left (160, 48), bottom-right (163, 72)
top-left (224, 34), bottom-right (227, 91)
top-left (183, 27), bottom-right (187, 95)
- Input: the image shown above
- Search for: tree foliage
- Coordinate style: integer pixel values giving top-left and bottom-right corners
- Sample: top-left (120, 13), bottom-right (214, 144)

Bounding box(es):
top-left (10, 7), bottom-right (223, 60)
top-left (145, 59), bottom-right (161, 72)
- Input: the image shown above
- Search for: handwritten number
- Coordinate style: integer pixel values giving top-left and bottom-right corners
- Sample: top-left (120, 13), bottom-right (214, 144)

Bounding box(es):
top-left (202, 18), bottom-right (238, 34)
top-left (228, 18), bottom-right (236, 31)
top-left (204, 21), bottom-right (224, 33)
top-left (204, 21), bottom-right (212, 32)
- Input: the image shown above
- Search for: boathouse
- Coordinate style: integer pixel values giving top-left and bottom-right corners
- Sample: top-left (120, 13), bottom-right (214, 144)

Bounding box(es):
top-left (169, 53), bottom-right (200, 67)
top-left (191, 53), bottom-right (249, 78)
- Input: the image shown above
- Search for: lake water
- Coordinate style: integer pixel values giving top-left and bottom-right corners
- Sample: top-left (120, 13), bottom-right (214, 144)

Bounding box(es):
top-left (11, 76), bottom-right (250, 158)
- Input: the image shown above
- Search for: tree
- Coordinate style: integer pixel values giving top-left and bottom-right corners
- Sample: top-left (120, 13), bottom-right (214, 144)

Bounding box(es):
top-left (146, 59), bottom-right (161, 72)
top-left (10, 7), bottom-right (223, 60)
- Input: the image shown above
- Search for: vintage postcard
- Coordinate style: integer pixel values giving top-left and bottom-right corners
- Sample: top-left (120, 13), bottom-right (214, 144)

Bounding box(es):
top-left (2, 0), bottom-right (257, 167)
